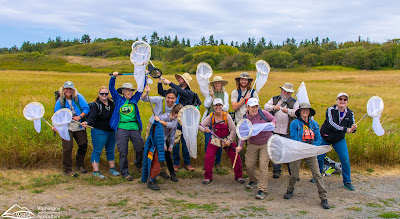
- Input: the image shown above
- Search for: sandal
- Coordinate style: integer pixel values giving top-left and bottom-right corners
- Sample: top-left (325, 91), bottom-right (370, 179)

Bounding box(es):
top-left (202, 179), bottom-right (212, 184)
top-left (235, 178), bottom-right (246, 184)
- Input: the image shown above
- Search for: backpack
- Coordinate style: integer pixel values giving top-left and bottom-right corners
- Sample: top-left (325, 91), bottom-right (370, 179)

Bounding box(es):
top-left (236, 89), bottom-right (255, 104)
top-left (192, 92), bottom-right (202, 107)
top-left (243, 108), bottom-right (269, 122)
top-left (87, 101), bottom-right (102, 118)
top-left (54, 90), bottom-right (85, 120)
top-left (209, 112), bottom-right (228, 128)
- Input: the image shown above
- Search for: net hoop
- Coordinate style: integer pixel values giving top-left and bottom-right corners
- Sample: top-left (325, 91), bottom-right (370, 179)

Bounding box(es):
top-left (23, 102), bottom-right (45, 121)
top-left (196, 62), bottom-right (213, 79)
top-left (130, 41), bottom-right (151, 66)
top-left (236, 118), bottom-right (253, 140)
top-left (177, 105), bottom-right (200, 124)
top-left (255, 60), bottom-right (270, 75)
top-left (51, 108), bottom-right (72, 126)
top-left (367, 96), bottom-right (384, 117)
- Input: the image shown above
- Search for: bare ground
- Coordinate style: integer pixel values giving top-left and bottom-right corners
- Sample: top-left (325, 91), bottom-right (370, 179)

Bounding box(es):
top-left (0, 167), bottom-right (399, 218)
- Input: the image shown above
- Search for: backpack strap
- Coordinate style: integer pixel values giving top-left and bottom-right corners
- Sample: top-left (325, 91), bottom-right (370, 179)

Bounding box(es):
top-left (258, 108), bottom-right (269, 122)
top-left (210, 112), bottom-right (228, 128)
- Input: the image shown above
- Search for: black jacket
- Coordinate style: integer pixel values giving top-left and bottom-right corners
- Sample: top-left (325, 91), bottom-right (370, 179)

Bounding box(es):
top-left (320, 105), bottom-right (355, 144)
top-left (158, 82), bottom-right (197, 106)
top-left (86, 99), bottom-right (115, 132)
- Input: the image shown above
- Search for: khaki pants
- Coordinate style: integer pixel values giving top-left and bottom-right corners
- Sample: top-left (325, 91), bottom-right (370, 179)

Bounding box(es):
top-left (287, 157), bottom-right (327, 200)
top-left (245, 142), bottom-right (269, 192)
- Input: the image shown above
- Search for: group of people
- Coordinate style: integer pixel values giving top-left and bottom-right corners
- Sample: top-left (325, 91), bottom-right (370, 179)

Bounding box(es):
top-left (53, 70), bottom-right (357, 209)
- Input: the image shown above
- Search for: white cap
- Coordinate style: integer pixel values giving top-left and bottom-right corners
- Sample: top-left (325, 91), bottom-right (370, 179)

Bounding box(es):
top-left (213, 98), bottom-right (223, 106)
top-left (337, 92), bottom-right (349, 99)
top-left (246, 98), bottom-right (259, 107)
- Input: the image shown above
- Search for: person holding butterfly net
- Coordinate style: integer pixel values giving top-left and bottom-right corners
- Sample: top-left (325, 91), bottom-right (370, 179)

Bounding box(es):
top-left (264, 82), bottom-right (299, 178)
top-left (231, 72), bottom-right (259, 123)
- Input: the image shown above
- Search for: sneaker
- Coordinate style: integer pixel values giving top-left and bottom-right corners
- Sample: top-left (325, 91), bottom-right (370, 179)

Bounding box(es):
top-left (310, 178), bottom-right (316, 183)
top-left (76, 166), bottom-right (87, 174)
top-left (283, 191), bottom-right (293, 199)
top-left (202, 178), bottom-right (212, 184)
top-left (173, 165), bottom-right (179, 172)
top-left (344, 182), bottom-right (355, 191)
top-left (255, 190), bottom-right (266, 200)
top-left (321, 199), bottom-right (330, 209)
top-left (235, 178), bottom-right (246, 184)
top-left (185, 165), bottom-right (195, 172)
top-left (147, 180), bottom-right (160, 190)
top-left (109, 168), bottom-right (120, 176)
top-left (124, 174), bottom-right (134, 181)
top-left (93, 171), bottom-right (105, 179)
top-left (273, 173), bottom-right (280, 178)
top-left (215, 164), bottom-right (222, 170)
top-left (64, 171), bottom-right (78, 177)
top-left (170, 172), bottom-right (178, 182)
top-left (246, 181), bottom-right (258, 189)
top-left (159, 171), bottom-right (169, 179)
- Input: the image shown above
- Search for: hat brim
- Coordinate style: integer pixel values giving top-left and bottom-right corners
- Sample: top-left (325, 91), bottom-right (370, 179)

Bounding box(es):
top-left (175, 74), bottom-right (191, 89)
top-left (295, 107), bottom-right (316, 118)
top-left (117, 87), bottom-right (135, 94)
top-left (280, 87), bottom-right (295, 93)
top-left (235, 77), bottom-right (253, 82)
top-left (210, 80), bottom-right (228, 86)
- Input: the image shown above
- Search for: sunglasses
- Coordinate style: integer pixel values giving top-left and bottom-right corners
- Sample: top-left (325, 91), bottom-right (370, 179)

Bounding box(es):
top-left (100, 93), bottom-right (109, 96)
top-left (338, 98), bottom-right (348, 101)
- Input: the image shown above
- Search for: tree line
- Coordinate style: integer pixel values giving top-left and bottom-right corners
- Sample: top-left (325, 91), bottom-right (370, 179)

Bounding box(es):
top-left (1, 32), bottom-right (400, 70)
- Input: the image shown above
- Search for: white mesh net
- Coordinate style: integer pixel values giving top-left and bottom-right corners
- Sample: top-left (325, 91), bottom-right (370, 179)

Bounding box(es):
top-left (23, 102), bottom-right (45, 133)
top-left (367, 96), bottom-right (384, 136)
top-left (178, 106), bottom-right (200, 158)
top-left (130, 41), bottom-right (151, 66)
top-left (295, 82), bottom-right (310, 104)
top-left (267, 134), bottom-right (332, 164)
top-left (52, 108), bottom-right (72, 141)
top-left (236, 119), bottom-right (253, 140)
top-left (254, 60), bottom-right (270, 93)
top-left (196, 62), bottom-right (213, 98)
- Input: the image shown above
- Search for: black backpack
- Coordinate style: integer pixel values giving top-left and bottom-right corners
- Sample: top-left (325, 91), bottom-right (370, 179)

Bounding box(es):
top-left (192, 92), bottom-right (202, 107)
top-left (87, 101), bottom-right (102, 118)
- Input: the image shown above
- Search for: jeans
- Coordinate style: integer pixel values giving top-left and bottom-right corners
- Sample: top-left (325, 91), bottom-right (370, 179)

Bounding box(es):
top-left (318, 138), bottom-right (351, 184)
top-left (204, 132), bottom-right (222, 165)
top-left (90, 128), bottom-right (116, 163)
top-left (173, 124), bottom-right (191, 166)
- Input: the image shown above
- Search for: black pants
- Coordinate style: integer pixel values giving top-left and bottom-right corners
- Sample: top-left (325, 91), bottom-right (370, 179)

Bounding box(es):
top-left (164, 141), bottom-right (175, 175)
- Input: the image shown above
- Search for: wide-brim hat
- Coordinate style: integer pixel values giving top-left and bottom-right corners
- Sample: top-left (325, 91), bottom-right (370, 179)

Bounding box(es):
top-left (235, 72), bottom-right (253, 82)
top-left (175, 73), bottom-right (192, 89)
top-left (210, 76), bottom-right (228, 87)
top-left (117, 83), bottom-right (135, 94)
top-left (295, 102), bottom-right (316, 118)
top-left (280, 82), bottom-right (295, 93)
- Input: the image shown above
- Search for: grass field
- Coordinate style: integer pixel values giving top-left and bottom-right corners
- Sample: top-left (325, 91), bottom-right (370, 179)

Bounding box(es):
top-left (1, 69), bottom-right (399, 169)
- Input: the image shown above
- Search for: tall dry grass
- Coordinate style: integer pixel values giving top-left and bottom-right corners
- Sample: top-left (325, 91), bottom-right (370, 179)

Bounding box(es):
top-left (1, 70), bottom-right (399, 169)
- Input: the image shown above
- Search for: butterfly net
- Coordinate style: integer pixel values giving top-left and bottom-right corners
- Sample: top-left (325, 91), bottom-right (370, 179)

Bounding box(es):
top-left (295, 82), bottom-right (310, 104)
top-left (236, 119), bottom-right (253, 141)
top-left (196, 62), bottom-right (212, 98)
top-left (254, 60), bottom-right (270, 93)
top-left (367, 96), bottom-right (384, 136)
top-left (23, 102), bottom-right (45, 133)
top-left (52, 108), bottom-right (72, 141)
top-left (178, 105), bottom-right (200, 158)
top-left (267, 134), bottom-right (332, 164)
top-left (130, 41), bottom-right (151, 92)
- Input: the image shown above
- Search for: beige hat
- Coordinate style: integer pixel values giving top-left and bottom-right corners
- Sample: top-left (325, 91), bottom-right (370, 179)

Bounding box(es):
top-left (117, 83), bottom-right (135, 94)
top-left (175, 73), bottom-right (192, 89)
top-left (235, 72), bottom-right (253, 82)
top-left (337, 92), bottom-right (349, 99)
top-left (210, 76), bottom-right (228, 87)
top-left (295, 102), bottom-right (316, 118)
top-left (280, 83), bottom-right (295, 93)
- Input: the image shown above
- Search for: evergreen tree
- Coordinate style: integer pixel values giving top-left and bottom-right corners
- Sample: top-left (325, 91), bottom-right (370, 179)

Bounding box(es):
top-left (81, 34), bottom-right (91, 44)
top-left (199, 36), bottom-right (207, 46)
top-left (186, 39), bottom-right (191, 47)
top-left (172, 35), bottom-right (179, 47)
top-left (142, 35), bottom-right (148, 42)
top-left (150, 31), bottom-right (159, 45)
top-left (181, 38), bottom-right (186, 46)
top-left (208, 35), bottom-right (215, 46)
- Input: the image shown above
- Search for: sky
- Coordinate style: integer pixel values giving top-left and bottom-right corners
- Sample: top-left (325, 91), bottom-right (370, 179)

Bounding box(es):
top-left (1, 0), bottom-right (399, 48)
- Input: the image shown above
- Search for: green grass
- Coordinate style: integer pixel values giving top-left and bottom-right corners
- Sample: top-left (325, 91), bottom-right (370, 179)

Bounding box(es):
top-left (107, 199), bottom-right (128, 207)
top-left (366, 203), bottom-right (384, 208)
top-left (313, 65), bottom-right (358, 71)
top-left (346, 206), bottom-right (363, 212)
top-left (81, 176), bottom-right (125, 186)
top-left (378, 212), bottom-right (400, 218)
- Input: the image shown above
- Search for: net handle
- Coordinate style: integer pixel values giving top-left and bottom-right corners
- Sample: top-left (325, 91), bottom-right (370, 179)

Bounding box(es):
top-left (199, 124), bottom-right (227, 143)
top-left (355, 113), bottom-right (368, 125)
top-left (72, 120), bottom-right (93, 129)
top-left (108, 73), bottom-right (134, 76)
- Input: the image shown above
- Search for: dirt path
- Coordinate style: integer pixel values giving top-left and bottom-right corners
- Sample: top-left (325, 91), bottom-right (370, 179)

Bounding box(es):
top-left (1, 168), bottom-right (399, 218)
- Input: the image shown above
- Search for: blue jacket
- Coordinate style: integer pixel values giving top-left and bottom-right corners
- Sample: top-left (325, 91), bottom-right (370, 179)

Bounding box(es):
top-left (54, 93), bottom-right (90, 122)
top-left (290, 118), bottom-right (322, 146)
top-left (141, 121), bottom-right (166, 182)
top-left (109, 77), bottom-right (144, 131)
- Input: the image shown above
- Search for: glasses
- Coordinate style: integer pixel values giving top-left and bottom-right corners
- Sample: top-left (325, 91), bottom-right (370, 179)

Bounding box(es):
top-left (338, 98), bottom-right (348, 101)
top-left (100, 93), bottom-right (109, 96)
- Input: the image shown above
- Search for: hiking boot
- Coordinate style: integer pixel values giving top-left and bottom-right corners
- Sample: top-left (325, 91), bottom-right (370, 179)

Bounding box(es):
top-left (202, 178), bottom-right (212, 184)
top-left (246, 181), bottom-right (258, 189)
top-left (255, 190), bottom-right (266, 200)
top-left (321, 199), bottom-right (330, 209)
top-left (93, 171), bottom-right (105, 179)
top-left (64, 171), bottom-right (78, 177)
top-left (273, 173), bottom-right (280, 178)
top-left (235, 178), bottom-right (246, 184)
top-left (284, 191), bottom-right (293, 199)
top-left (310, 178), bottom-right (316, 183)
top-left (344, 182), bottom-right (355, 191)
top-left (159, 171), bottom-right (170, 179)
top-left (147, 180), bottom-right (160, 190)
top-left (185, 165), bottom-right (195, 172)
top-left (173, 165), bottom-right (179, 172)
top-left (109, 168), bottom-right (120, 176)
top-left (170, 172), bottom-right (178, 182)
top-left (215, 164), bottom-right (222, 170)
top-left (124, 174), bottom-right (134, 181)
top-left (76, 166), bottom-right (87, 173)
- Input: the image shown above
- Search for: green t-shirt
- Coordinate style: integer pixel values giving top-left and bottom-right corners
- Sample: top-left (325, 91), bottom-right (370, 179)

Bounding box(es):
top-left (118, 100), bottom-right (139, 130)
top-left (208, 92), bottom-right (225, 113)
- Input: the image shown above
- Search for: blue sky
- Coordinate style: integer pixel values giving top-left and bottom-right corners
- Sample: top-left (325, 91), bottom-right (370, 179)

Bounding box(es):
top-left (1, 0), bottom-right (399, 48)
